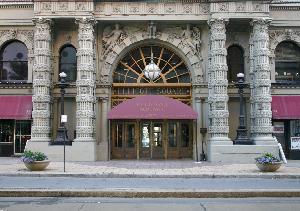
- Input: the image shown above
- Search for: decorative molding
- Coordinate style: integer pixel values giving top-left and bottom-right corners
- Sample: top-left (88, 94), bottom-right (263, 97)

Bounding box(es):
top-left (0, 2), bottom-right (33, 9)
top-left (95, 2), bottom-right (209, 16)
top-left (269, 29), bottom-right (300, 55)
top-left (210, 1), bottom-right (269, 13)
top-left (270, 6), bottom-right (300, 11)
top-left (34, 1), bottom-right (94, 16)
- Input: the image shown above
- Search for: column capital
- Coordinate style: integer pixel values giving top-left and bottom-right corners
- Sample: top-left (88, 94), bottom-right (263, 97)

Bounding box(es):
top-left (75, 17), bottom-right (97, 27)
top-left (207, 18), bottom-right (228, 28)
top-left (250, 18), bottom-right (272, 27)
top-left (32, 17), bottom-right (52, 27)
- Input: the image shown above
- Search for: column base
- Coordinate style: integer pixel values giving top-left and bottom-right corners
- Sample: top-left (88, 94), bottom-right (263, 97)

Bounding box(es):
top-left (25, 140), bottom-right (96, 161)
top-left (253, 136), bottom-right (278, 145)
top-left (207, 140), bottom-right (279, 163)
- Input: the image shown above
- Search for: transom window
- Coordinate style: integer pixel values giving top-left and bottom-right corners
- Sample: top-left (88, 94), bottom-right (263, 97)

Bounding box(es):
top-left (113, 45), bottom-right (190, 84)
top-left (0, 41), bottom-right (28, 82)
top-left (275, 41), bottom-right (300, 83)
top-left (59, 45), bottom-right (77, 82)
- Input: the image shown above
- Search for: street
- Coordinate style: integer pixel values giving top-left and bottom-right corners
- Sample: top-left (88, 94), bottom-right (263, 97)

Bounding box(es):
top-left (0, 197), bottom-right (300, 211)
top-left (1, 176), bottom-right (300, 190)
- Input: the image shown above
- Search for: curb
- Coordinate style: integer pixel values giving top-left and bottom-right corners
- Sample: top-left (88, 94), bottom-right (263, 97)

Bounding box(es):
top-left (1, 188), bottom-right (300, 198)
top-left (1, 173), bottom-right (300, 179)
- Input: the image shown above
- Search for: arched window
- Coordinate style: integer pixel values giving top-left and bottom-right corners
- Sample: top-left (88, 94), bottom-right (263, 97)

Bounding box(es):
top-left (0, 41), bottom-right (28, 82)
top-left (59, 45), bottom-right (77, 82)
top-left (227, 45), bottom-right (244, 83)
top-left (113, 45), bottom-right (190, 84)
top-left (275, 41), bottom-right (300, 83)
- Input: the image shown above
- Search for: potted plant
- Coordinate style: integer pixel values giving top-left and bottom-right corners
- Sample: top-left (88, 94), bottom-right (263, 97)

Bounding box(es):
top-left (255, 153), bottom-right (282, 172)
top-left (21, 150), bottom-right (50, 171)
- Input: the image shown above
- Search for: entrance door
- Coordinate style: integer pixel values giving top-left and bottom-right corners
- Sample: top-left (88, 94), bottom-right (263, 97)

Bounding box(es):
top-left (111, 122), bottom-right (137, 159)
top-left (140, 121), bottom-right (164, 159)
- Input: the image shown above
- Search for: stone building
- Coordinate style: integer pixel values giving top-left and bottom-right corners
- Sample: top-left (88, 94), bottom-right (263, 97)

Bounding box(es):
top-left (0, 0), bottom-right (299, 162)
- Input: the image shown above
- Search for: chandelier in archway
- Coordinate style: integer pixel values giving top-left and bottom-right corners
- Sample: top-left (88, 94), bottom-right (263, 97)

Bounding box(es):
top-left (143, 50), bottom-right (161, 81)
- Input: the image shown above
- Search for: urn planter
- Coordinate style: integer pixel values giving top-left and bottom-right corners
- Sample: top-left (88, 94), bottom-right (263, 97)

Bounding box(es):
top-left (256, 162), bottom-right (282, 172)
top-left (24, 160), bottom-right (50, 171)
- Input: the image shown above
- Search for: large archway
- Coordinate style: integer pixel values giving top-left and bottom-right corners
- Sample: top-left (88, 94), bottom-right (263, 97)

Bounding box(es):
top-left (109, 43), bottom-right (195, 159)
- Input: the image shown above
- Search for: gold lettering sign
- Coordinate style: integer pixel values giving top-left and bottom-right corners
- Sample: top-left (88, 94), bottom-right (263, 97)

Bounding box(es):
top-left (136, 102), bottom-right (167, 113)
top-left (113, 87), bottom-right (190, 96)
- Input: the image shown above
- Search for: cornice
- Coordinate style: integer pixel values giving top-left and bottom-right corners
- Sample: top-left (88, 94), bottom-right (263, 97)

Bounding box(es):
top-left (0, 2), bottom-right (33, 9)
top-left (270, 6), bottom-right (300, 11)
top-left (0, 82), bottom-right (32, 89)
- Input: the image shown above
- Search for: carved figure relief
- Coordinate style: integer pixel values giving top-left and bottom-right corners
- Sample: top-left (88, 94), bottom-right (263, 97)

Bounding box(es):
top-left (102, 23), bottom-right (126, 59)
top-left (181, 24), bottom-right (202, 59)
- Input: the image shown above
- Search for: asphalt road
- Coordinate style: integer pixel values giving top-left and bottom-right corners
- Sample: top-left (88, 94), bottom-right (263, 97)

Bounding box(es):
top-left (0, 197), bottom-right (299, 211)
top-left (0, 176), bottom-right (300, 190)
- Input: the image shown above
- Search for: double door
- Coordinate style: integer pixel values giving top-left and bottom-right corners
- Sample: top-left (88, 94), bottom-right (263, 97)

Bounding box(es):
top-left (111, 121), bottom-right (192, 159)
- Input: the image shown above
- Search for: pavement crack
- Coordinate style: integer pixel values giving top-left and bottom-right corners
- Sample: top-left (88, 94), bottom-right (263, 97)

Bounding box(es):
top-left (199, 202), bottom-right (207, 211)
top-left (78, 204), bottom-right (85, 211)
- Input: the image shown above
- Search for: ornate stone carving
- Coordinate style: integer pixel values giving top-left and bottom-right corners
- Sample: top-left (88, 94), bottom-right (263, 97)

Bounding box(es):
top-left (0, 29), bottom-right (34, 52)
top-left (100, 24), bottom-right (203, 85)
top-left (269, 29), bottom-right (300, 55)
top-left (207, 18), bottom-right (230, 141)
top-left (250, 18), bottom-right (273, 140)
top-left (96, 2), bottom-right (209, 16)
top-left (75, 17), bottom-right (96, 142)
top-left (181, 24), bottom-right (202, 59)
top-left (236, 2), bottom-right (246, 12)
top-left (102, 23), bottom-right (126, 60)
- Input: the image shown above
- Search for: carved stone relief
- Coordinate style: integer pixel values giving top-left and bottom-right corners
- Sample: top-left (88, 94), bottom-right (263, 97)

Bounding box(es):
top-left (269, 29), bottom-right (300, 55)
top-left (100, 24), bottom-right (204, 85)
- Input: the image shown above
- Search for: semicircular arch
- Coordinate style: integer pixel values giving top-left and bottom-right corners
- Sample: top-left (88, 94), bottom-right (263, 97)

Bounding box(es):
top-left (100, 27), bottom-right (203, 85)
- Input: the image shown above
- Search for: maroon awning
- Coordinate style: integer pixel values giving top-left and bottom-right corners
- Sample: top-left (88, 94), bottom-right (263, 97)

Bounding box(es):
top-left (108, 95), bottom-right (197, 120)
top-left (272, 96), bottom-right (300, 119)
top-left (0, 96), bottom-right (32, 120)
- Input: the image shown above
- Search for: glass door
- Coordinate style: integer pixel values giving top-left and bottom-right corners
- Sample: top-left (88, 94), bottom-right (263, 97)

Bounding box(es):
top-left (124, 122), bottom-right (137, 159)
top-left (140, 122), bottom-right (151, 159)
top-left (14, 120), bottom-right (31, 154)
top-left (111, 122), bottom-right (137, 159)
top-left (152, 122), bottom-right (164, 159)
top-left (139, 121), bottom-right (164, 159)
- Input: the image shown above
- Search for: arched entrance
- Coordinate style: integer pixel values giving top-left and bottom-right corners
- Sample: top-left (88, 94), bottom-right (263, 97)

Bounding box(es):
top-left (109, 44), bottom-right (195, 159)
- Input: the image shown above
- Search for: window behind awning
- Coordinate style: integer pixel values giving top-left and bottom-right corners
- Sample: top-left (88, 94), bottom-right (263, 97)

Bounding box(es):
top-left (0, 96), bottom-right (32, 120)
top-left (272, 96), bottom-right (300, 120)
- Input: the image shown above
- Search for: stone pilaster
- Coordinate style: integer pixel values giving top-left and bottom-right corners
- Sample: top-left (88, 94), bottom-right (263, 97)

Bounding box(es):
top-left (207, 18), bottom-right (230, 142)
top-left (249, 33), bottom-right (255, 138)
top-left (31, 18), bottom-right (52, 142)
top-left (101, 97), bottom-right (108, 143)
top-left (251, 18), bottom-right (274, 144)
top-left (75, 17), bottom-right (97, 141)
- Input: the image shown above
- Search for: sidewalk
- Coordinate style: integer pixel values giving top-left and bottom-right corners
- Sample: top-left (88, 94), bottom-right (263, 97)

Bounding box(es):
top-left (1, 157), bottom-right (300, 178)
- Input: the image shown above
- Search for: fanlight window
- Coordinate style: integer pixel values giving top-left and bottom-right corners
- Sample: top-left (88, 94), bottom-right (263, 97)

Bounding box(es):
top-left (0, 41), bottom-right (28, 82)
top-left (59, 45), bottom-right (77, 82)
top-left (113, 45), bottom-right (190, 84)
top-left (275, 41), bottom-right (300, 83)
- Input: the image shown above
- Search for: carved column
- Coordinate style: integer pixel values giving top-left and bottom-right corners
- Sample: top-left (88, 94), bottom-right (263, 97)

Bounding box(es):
top-left (251, 18), bottom-right (274, 144)
top-left (31, 18), bottom-right (52, 142)
top-left (75, 17), bottom-right (96, 141)
top-left (207, 18), bottom-right (230, 142)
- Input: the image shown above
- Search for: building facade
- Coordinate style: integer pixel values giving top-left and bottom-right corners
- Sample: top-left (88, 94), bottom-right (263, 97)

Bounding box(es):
top-left (0, 0), bottom-right (299, 162)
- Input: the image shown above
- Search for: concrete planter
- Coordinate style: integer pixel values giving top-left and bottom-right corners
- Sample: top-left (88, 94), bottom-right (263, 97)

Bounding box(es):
top-left (256, 162), bottom-right (282, 172)
top-left (24, 160), bottom-right (50, 171)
